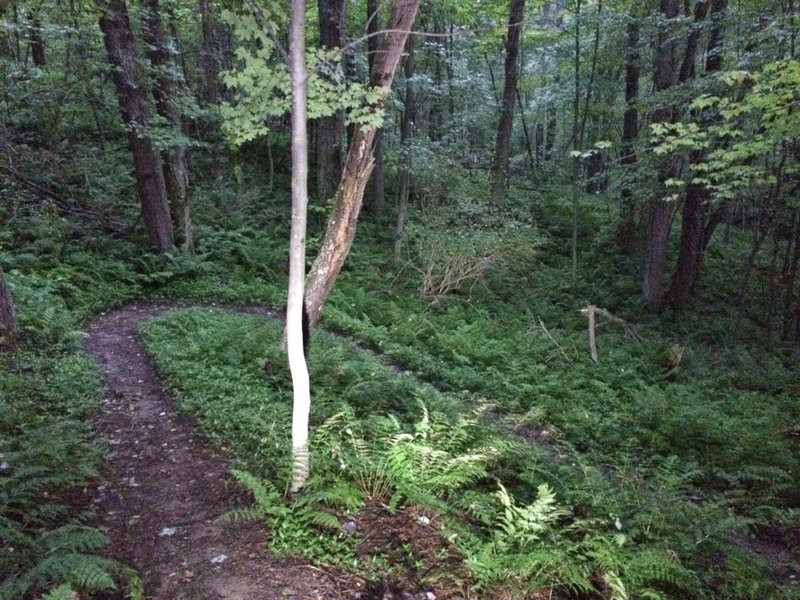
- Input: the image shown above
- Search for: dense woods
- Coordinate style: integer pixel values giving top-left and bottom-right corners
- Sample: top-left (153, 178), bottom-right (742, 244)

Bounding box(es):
top-left (1, 0), bottom-right (799, 598)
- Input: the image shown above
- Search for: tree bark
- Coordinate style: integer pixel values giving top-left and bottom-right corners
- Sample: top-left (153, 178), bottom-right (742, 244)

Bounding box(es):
top-left (490, 0), bottom-right (525, 203)
top-left (315, 0), bottom-right (346, 202)
top-left (288, 0), bottom-right (312, 494)
top-left (570, 0), bottom-right (582, 284)
top-left (143, 0), bottom-right (193, 252)
top-left (97, 0), bottom-right (174, 253)
top-left (664, 0), bottom-right (726, 307)
top-left (199, 0), bottom-right (220, 106)
top-left (617, 17), bottom-right (640, 252)
top-left (642, 0), bottom-right (680, 306)
top-left (678, 0), bottom-right (711, 83)
top-left (305, 0), bottom-right (421, 331)
top-left (366, 0), bottom-right (386, 211)
top-left (0, 262), bottom-right (16, 345)
top-left (27, 10), bottom-right (46, 67)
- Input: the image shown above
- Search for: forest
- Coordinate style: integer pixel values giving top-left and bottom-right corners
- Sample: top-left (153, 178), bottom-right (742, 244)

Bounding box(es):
top-left (0, 0), bottom-right (799, 598)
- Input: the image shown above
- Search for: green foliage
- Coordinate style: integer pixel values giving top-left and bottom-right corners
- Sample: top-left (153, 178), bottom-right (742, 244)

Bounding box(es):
top-left (220, 9), bottom-right (385, 147)
top-left (0, 349), bottom-right (124, 599)
top-left (314, 400), bottom-right (504, 512)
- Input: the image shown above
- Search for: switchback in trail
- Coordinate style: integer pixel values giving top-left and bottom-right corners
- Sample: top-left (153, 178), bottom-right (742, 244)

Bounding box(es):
top-left (84, 301), bottom-right (358, 600)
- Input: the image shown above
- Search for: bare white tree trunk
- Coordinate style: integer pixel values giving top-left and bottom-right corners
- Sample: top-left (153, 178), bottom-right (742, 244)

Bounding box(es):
top-left (288, 0), bottom-right (311, 493)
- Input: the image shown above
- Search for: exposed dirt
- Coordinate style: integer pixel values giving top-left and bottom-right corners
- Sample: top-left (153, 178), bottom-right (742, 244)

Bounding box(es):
top-left (85, 301), bottom-right (361, 600)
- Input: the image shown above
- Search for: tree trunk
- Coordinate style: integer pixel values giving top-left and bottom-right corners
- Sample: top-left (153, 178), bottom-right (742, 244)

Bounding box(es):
top-left (664, 0), bottom-right (726, 307)
top-left (305, 0), bottom-right (421, 331)
top-left (97, 0), bottom-right (174, 253)
top-left (395, 35), bottom-right (416, 263)
top-left (782, 210), bottom-right (800, 340)
top-left (0, 262), bottom-right (16, 345)
top-left (617, 17), bottom-right (640, 252)
top-left (490, 0), bottom-right (525, 204)
top-left (545, 105), bottom-right (556, 161)
top-left (288, 0), bottom-right (312, 494)
top-left (570, 0), bottom-right (582, 284)
top-left (366, 0), bottom-right (386, 211)
top-left (199, 0), bottom-right (220, 106)
top-left (143, 0), bottom-right (193, 253)
top-left (27, 10), bottom-right (46, 67)
top-left (642, 0), bottom-right (679, 306)
top-left (678, 0), bottom-right (711, 83)
top-left (315, 0), bottom-right (346, 202)
top-left (581, 0), bottom-right (603, 194)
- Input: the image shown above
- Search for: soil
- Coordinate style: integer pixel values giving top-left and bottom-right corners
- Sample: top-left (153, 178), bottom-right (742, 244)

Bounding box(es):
top-left (85, 301), bottom-right (361, 600)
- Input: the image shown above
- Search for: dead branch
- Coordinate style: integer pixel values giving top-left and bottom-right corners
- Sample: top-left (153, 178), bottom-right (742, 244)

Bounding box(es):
top-left (529, 317), bottom-right (572, 362)
top-left (0, 163), bottom-right (128, 233)
top-left (579, 304), bottom-right (643, 362)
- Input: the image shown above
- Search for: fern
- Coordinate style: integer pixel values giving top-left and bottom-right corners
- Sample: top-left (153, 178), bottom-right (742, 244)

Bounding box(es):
top-left (40, 583), bottom-right (75, 600)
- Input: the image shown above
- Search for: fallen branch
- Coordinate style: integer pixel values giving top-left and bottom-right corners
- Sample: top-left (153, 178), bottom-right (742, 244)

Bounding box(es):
top-left (0, 163), bottom-right (129, 233)
top-left (529, 317), bottom-right (571, 362)
top-left (579, 304), bottom-right (642, 362)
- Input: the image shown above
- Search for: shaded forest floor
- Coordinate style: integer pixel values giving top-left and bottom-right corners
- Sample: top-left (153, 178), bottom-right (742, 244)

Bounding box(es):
top-left (83, 299), bottom-right (800, 600)
top-left (86, 301), bottom-right (359, 600)
top-left (85, 301), bottom-right (461, 600)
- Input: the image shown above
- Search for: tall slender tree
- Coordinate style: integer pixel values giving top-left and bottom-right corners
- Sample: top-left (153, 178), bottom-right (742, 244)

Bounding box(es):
top-left (490, 0), bottom-right (525, 204)
top-left (366, 0), bottom-right (386, 210)
top-left (288, 0), bottom-right (312, 493)
top-left (642, 0), bottom-right (680, 306)
top-left (616, 14), bottom-right (640, 252)
top-left (394, 34), bottom-right (416, 262)
top-left (96, 0), bottom-right (174, 252)
top-left (143, 0), bottom-right (193, 252)
top-left (665, 0), bottom-right (727, 307)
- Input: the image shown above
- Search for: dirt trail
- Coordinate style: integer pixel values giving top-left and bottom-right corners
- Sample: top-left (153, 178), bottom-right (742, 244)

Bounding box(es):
top-left (85, 301), bottom-right (356, 600)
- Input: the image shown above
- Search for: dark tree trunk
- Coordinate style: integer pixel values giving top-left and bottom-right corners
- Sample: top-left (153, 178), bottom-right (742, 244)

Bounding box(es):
top-left (315, 0), bottom-right (346, 202)
top-left (534, 122), bottom-right (544, 164)
top-left (581, 0), bottom-right (604, 194)
top-left (705, 0), bottom-right (727, 72)
top-left (395, 35), bottom-right (416, 262)
top-left (27, 10), bottom-right (46, 67)
top-left (366, 0), bottom-right (386, 210)
top-left (199, 0), bottom-right (219, 106)
top-left (545, 106), bottom-right (556, 161)
top-left (678, 1), bottom-right (711, 83)
top-left (0, 262), bottom-right (16, 345)
top-left (664, 0), bottom-right (726, 307)
top-left (616, 17), bottom-right (640, 252)
top-left (143, 0), bottom-right (193, 252)
top-left (305, 0), bottom-right (420, 331)
top-left (642, 0), bottom-right (680, 306)
top-left (97, 0), bottom-right (174, 252)
top-left (490, 0), bottom-right (525, 203)
top-left (782, 210), bottom-right (800, 340)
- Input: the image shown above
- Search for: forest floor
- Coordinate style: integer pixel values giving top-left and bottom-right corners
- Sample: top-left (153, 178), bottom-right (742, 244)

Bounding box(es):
top-left (81, 300), bottom-right (797, 600)
top-left (84, 301), bottom-right (363, 600)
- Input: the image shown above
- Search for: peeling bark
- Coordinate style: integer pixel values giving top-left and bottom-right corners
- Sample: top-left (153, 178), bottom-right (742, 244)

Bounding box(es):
top-left (305, 0), bottom-right (421, 331)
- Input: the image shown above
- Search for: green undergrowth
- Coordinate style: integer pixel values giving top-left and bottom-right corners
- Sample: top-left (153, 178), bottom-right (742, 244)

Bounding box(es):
top-left (139, 306), bottom-right (794, 599)
top-left (0, 292), bottom-right (142, 597)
